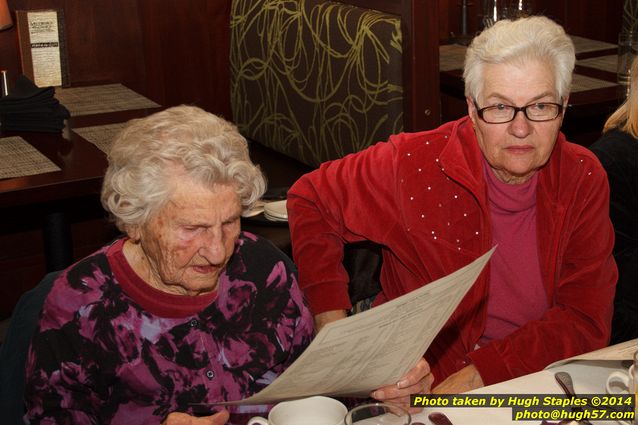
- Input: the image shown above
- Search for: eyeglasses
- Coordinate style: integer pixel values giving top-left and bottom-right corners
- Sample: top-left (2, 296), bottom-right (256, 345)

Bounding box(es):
top-left (473, 100), bottom-right (564, 124)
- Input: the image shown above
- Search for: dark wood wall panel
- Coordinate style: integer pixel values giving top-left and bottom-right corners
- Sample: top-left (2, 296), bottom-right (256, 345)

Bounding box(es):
top-left (137, 0), bottom-right (232, 118)
top-left (535, 0), bottom-right (623, 43)
top-left (441, 0), bottom-right (623, 44)
top-left (60, 0), bottom-right (147, 92)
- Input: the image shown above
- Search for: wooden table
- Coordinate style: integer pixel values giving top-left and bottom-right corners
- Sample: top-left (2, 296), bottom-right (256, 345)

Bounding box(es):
top-left (439, 37), bottom-right (626, 147)
top-left (414, 358), bottom-right (629, 424)
top-left (0, 109), bottom-right (159, 272)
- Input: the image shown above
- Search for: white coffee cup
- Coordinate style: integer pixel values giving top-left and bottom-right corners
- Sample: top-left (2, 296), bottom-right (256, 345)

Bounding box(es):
top-left (606, 365), bottom-right (635, 395)
top-left (606, 365), bottom-right (636, 425)
top-left (247, 396), bottom-right (347, 425)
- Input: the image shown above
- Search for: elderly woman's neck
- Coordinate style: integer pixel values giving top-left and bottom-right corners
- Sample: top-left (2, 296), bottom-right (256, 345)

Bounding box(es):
top-left (490, 167), bottom-right (536, 185)
top-left (122, 239), bottom-right (218, 297)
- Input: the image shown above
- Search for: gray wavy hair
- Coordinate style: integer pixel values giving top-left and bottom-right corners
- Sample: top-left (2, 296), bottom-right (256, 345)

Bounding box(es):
top-left (464, 16), bottom-right (575, 101)
top-left (101, 105), bottom-right (266, 232)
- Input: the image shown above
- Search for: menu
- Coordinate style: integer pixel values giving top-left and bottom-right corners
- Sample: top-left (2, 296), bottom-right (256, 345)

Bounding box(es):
top-left (16, 9), bottom-right (69, 87)
top-left (218, 247), bottom-right (495, 405)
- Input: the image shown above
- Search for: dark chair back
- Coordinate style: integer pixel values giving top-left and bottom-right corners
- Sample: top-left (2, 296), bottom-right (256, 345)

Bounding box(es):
top-left (230, 0), bottom-right (440, 306)
top-left (0, 271), bottom-right (59, 425)
top-left (230, 0), bottom-right (440, 167)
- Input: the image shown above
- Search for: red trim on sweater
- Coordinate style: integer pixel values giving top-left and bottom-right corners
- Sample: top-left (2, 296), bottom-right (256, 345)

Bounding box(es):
top-left (106, 238), bottom-right (217, 318)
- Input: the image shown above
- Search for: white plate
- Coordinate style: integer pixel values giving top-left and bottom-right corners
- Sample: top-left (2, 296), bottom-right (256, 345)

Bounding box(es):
top-left (263, 200), bottom-right (288, 219)
top-left (264, 214), bottom-right (288, 222)
top-left (243, 200), bottom-right (265, 217)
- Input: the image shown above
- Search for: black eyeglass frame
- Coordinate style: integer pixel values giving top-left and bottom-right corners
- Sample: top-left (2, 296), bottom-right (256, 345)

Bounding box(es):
top-left (473, 100), bottom-right (565, 124)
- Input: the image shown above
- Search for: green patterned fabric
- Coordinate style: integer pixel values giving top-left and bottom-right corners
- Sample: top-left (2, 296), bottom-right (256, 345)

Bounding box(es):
top-left (230, 0), bottom-right (404, 167)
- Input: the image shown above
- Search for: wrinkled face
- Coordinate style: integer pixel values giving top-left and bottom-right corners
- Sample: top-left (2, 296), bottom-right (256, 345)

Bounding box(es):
top-left (130, 176), bottom-right (241, 296)
top-left (467, 60), bottom-right (567, 184)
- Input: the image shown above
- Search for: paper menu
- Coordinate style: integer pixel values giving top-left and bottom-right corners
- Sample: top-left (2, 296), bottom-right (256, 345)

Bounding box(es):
top-left (222, 247), bottom-right (495, 405)
top-left (16, 9), bottom-right (69, 88)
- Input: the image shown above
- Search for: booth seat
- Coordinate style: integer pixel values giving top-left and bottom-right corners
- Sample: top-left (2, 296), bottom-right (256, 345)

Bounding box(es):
top-left (230, 0), bottom-right (440, 306)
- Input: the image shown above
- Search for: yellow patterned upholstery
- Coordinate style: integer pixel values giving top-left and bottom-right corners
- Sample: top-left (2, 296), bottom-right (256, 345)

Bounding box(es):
top-left (230, 0), bottom-right (404, 167)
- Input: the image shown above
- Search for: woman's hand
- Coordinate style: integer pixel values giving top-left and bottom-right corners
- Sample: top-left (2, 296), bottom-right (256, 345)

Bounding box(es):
top-left (432, 364), bottom-right (484, 394)
top-left (162, 410), bottom-right (230, 425)
top-left (370, 357), bottom-right (434, 413)
top-left (313, 309), bottom-right (347, 334)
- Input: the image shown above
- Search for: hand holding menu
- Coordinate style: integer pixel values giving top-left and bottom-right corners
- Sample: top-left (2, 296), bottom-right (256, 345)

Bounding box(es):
top-left (227, 248), bottom-right (494, 405)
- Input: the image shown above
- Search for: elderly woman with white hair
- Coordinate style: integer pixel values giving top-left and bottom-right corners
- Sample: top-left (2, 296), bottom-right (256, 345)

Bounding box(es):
top-left (287, 15), bottom-right (617, 400)
top-left (23, 106), bottom-right (313, 424)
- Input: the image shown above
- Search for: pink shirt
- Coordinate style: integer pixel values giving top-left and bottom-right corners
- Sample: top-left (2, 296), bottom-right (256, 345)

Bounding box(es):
top-left (480, 160), bottom-right (548, 344)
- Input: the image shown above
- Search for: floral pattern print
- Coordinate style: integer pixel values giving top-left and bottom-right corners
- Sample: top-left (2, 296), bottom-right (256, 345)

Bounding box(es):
top-left (25, 232), bottom-right (313, 425)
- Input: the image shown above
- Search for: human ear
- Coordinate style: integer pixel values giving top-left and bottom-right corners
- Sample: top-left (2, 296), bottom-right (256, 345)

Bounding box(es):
top-left (466, 96), bottom-right (479, 125)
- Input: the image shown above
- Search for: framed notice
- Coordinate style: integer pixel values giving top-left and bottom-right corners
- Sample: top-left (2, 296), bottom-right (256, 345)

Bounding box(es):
top-left (15, 9), bottom-right (69, 87)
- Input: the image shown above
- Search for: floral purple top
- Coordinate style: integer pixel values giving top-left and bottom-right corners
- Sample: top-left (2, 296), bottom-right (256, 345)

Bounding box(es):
top-left (24, 232), bottom-right (313, 425)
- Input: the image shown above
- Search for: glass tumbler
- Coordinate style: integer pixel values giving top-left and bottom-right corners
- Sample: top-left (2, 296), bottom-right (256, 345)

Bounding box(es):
top-left (344, 403), bottom-right (411, 425)
top-left (617, 32), bottom-right (638, 86)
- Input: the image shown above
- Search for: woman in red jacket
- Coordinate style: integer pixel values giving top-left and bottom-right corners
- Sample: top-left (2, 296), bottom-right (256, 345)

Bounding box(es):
top-left (288, 15), bottom-right (617, 405)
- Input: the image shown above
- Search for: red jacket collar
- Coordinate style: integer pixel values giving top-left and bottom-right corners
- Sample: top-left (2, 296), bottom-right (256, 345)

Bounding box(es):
top-left (440, 115), bottom-right (568, 206)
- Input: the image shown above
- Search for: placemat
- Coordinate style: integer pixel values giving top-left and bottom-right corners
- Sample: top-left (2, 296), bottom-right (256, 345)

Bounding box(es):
top-left (73, 122), bottom-right (128, 154)
top-left (439, 44), bottom-right (467, 71)
top-left (55, 84), bottom-right (160, 117)
top-left (0, 136), bottom-right (61, 178)
top-left (440, 37), bottom-right (617, 73)
top-left (570, 35), bottom-right (617, 55)
top-left (571, 73), bottom-right (618, 93)
top-left (577, 54), bottom-right (618, 74)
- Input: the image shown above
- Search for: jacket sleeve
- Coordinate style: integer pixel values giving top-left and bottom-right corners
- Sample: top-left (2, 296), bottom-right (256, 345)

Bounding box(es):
top-left (287, 138), bottom-right (403, 314)
top-left (468, 155), bottom-right (618, 385)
